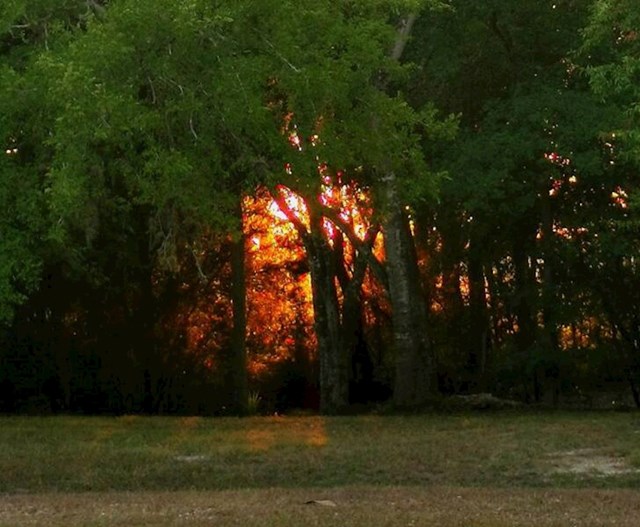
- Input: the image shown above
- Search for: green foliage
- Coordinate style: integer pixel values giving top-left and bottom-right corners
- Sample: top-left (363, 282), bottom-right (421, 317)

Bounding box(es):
top-left (0, 55), bottom-right (41, 322)
top-left (3, 0), bottom-right (640, 408)
top-left (583, 0), bottom-right (640, 155)
top-left (0, 0), bottom-right (102, 322)
top-left (0, 0), bottom-right (455, 323)
top-left (0, 168), bottom-right (43, 322)
top-left (233, 0), bottom-right (454, 202)
top-left (580, 1), bottom-right (640, 373)
top-left (43, 0), bottom-right (305, 244)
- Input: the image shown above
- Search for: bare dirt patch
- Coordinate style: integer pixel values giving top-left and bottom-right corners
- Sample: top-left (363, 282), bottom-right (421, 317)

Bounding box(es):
top-left (546, 448), bottom-right (640, 477)
top-left (174, 455), bottom-right (210, 463)
top-left (1, 487), bottom-right (640, 527)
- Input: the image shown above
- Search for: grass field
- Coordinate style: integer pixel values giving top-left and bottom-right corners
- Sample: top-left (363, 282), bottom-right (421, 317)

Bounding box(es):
top-left (1, 411), bottom-right (639, 525)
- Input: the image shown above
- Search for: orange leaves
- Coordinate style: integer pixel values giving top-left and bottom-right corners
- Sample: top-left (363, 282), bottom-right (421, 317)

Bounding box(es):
top-left (611, 186), bottom-right (628, 209)
top-left (241, 178), bottom-right (380, 380)
top-left (243, 190), bottom-right (314, 378)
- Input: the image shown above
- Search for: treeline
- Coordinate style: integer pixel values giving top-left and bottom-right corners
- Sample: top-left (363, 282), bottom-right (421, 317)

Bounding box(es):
top-left (1, 0), bottom-right (639, 415)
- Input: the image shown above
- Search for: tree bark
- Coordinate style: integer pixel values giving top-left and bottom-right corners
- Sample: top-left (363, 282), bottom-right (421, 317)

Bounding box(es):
top-left (272, 189), bottom-right (348, 413)
top-left (539, 190), bottom-right (560, 405)
top-left (512, 230), bottom-right (539, 402)
top-left (380, 171), bottom-right (437, 406)
top-left (307, 212), bottom-right (348, 414)
top-left (229, 200), bottom-right (249, 415)
top-left (467, 232), bottom-right (490, 391)
top-left (375, 12), bottom-right (437, 407)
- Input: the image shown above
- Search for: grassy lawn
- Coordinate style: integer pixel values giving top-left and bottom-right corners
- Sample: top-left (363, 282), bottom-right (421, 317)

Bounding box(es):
top-left (1, 412), bottom-right (639, 525)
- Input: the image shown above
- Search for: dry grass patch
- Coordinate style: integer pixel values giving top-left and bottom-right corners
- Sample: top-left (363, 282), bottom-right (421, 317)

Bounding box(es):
top-left (1, 487), bottom-right (639, 526)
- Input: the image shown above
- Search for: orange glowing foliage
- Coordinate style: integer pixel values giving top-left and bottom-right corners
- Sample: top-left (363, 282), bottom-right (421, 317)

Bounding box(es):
top-left (163, 259), bottom-right (234, 374)
top-left (558, 317), bottom-right (609, 351)
top-left (243, 189), bottom-right (315, 378)
top-left (611, 186), bottom-right (629, 209)
top-left (430, 272), bottom-right (472, 312)
top-left (241, 174), bottom-right (383, 379)
top-left (320, 172), bottom-right (376, 243)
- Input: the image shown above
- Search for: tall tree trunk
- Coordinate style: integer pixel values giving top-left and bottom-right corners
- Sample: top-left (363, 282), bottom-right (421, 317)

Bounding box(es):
top-left (308, 210), bottom-right (349, 414)
top-left (340, 242), bottom-right (371, 403)
top-left (272, 190), bottom-right (348, 414)
top-left (540, 190), bottom-right (560, 405)
top-left (467, 233), bottom-right (490, 391)
top-left (438, 209), bottom-right (465, 391)
top-left (375, 12), bottom-right (437, 407)
top-left (380, 171), bottom-right (437, 406)
top-left (512, 231), bottom-right (538, 402)
top-left (229, 201), bottom-right (248, 415)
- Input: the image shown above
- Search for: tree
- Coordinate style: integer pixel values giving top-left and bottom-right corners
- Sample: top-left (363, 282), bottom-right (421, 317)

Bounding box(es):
top-left (39, 0), bottom-right (279, 413)
top-left (403, 0), bottom-right (624, 402)
top-left (580, 0), bottom-right (640, 405)
top-left (265, 1), bottom-right (451, 410)
top-left (0, 1), bottom-right (92, 323)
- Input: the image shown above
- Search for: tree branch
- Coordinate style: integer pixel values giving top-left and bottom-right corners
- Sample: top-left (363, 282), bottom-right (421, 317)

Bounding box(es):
top-left (269, 186), bottom-right (310, 242)
top-left (86, 0), bottom-right (107, 20)
top-left (391, 13), bottom-right (418, 61)
top-left (317, 203), bottom-right (388, 290)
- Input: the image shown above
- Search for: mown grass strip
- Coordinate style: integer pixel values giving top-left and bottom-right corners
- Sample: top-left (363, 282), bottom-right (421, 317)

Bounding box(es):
top-left (0, 412), bottom-right (639, 493)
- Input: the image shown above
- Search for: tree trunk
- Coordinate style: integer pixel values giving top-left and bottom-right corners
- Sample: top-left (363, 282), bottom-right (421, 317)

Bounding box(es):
top-left (380, 171), bottom-right (436, 406)
top-left (340, 243), bottom-right (372, 403)
top-left (540, 190), bottom-right (560, 406)
top-left (438, 209), bottom-right (466, 391)
top-left (374, 12), bottom-right (437, 407)
top-left (512, 231), bottom-right (538, 402)
top-left (307, 210), bottom-right (349, 414)
top-left (467, 233), bottom-right (490, 391)
top-left (229, 200), bottom-right (249, 415)
top-left (271, 189), bottom-right (349, 414)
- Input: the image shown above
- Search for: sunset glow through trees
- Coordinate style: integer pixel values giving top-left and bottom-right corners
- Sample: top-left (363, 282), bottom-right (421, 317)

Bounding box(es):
top-left (3, 0), bottom-right (640, 414)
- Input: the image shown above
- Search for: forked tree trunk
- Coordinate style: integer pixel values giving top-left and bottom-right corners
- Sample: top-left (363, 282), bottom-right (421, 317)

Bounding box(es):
top-left (307, 210), bottom-right (349, 414)
top-left (272, 191), bottom-right (349, 414)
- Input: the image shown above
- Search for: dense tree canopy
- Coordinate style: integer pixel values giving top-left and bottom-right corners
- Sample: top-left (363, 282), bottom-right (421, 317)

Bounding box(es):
top-left (1, 0), bottom-right (639, 414)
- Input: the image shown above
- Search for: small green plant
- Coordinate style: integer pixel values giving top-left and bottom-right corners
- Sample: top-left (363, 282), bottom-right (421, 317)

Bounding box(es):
top-left (247, 391), bottom-right (261, 415)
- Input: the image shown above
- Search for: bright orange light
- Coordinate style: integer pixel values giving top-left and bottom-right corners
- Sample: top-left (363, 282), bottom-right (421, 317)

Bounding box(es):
top-left (268, 190), bottom-right (309, 225)
top-left (241, 176), bottom-right (380, 381)
top-left (243, 190), bottom-right (315, 378)
top-left (611, 186), bottom-right (628, 209)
